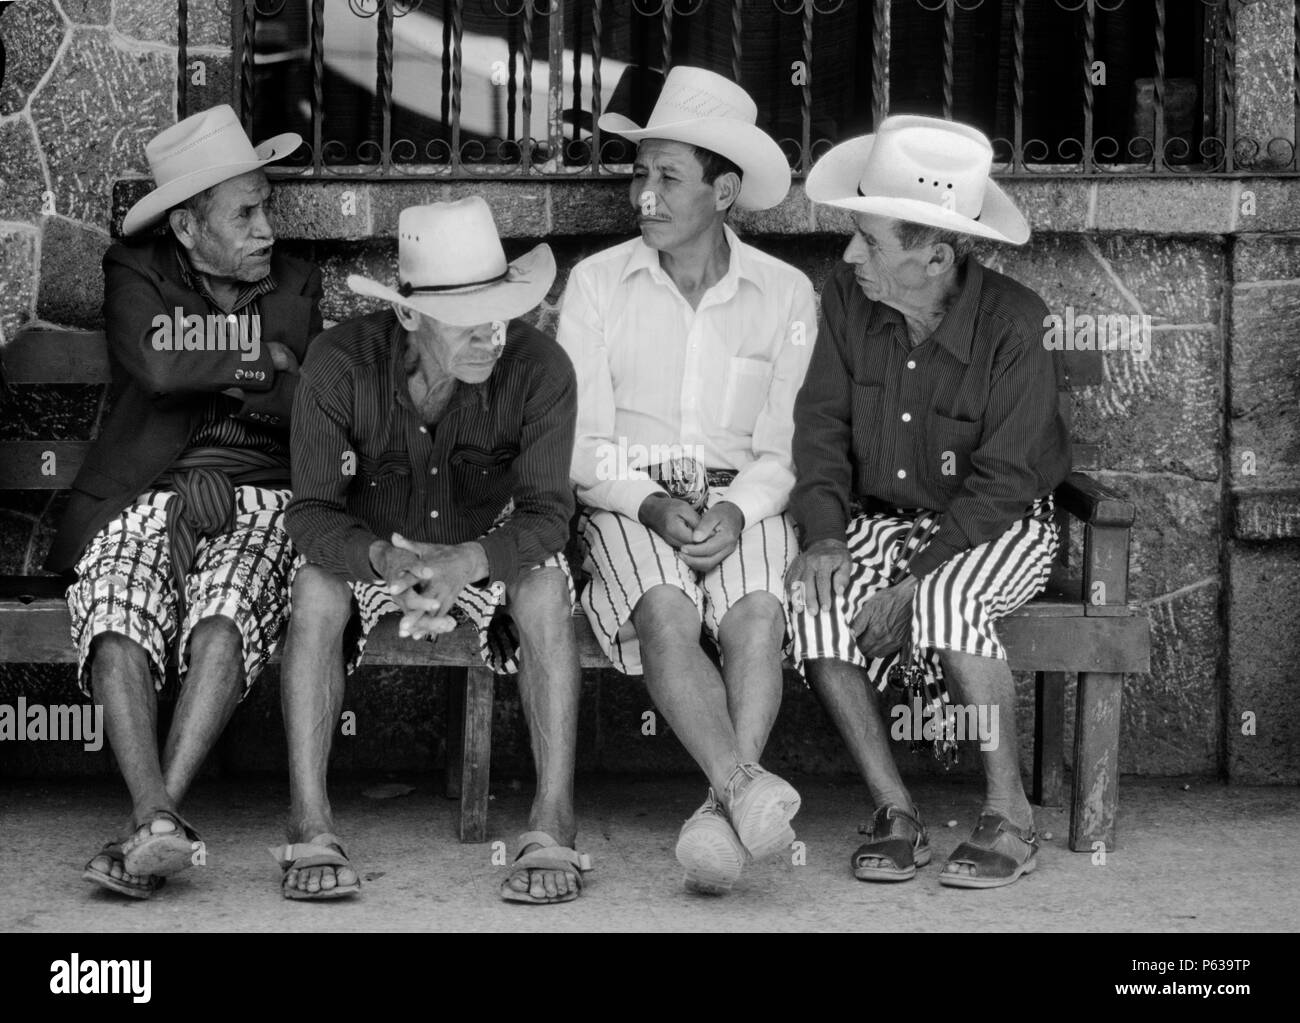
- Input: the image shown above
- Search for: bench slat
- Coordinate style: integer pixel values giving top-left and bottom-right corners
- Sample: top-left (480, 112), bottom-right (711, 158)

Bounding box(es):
top-left (0, 597), bottom-right (1151, 673)
top-left (0, 441), bottom-right (89, 489)
top-left (3, 329), bottom-right (111, 384)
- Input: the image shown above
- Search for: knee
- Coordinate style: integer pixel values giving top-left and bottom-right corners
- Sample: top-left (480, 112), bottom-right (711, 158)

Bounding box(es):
top-left (718, 591), bottom-right (784, 649)
top-left (90, 631), bottom-right (148, 675)
top-left (189, 615), bottom-right (241, 650)
top-left (631, 584), bottom-right (698, 642)
top-left (290, 564), bottom-right (353, 634)
top-left (507, 567), bottom-right (570, 636)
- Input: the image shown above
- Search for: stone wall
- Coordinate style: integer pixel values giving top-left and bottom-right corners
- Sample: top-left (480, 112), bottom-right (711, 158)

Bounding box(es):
top-left (2, 0), bottom-right (1298, 784)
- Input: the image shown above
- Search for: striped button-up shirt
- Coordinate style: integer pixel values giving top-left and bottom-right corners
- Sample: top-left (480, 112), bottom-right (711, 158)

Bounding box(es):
top-left (557, 224), bottom-right (817, 529)
top-left (286, 309), bottom-right (577, 586)
top-left (791, 258), bottom-right (1071, 579)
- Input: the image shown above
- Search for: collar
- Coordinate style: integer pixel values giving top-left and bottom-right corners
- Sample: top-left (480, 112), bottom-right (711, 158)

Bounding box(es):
top-left (172, 239), bottom-right (278, 314)
top-left (860, 258), bottom-right (984, 364)
top-left (389, 314), bottom-right (492, 419)
top-left (619, 223), bottom-right (760, 295)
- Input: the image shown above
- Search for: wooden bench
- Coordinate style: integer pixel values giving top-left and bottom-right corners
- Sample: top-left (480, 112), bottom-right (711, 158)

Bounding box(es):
top-left (1, 326), bottom-right (1151, 850)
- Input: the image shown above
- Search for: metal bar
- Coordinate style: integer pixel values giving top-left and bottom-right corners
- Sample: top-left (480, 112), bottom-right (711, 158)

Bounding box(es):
top-left (1294, 0), bottom-right (1299, 171)
top-left (801, 0), bottom-right (813, 173)
top-left (378, 0), bottom-right (395, 173)
top-left (662, 0), bottom-right (673, 74)
top-left (571, 0), bottom-right (582, 148)
top-left (311, 0), bottom-right (324, 172)
top-left (547, 0), bottom-right (565, 167)
top-left (1082, 0), bottom-right (1095, 172)
top-left (1013, 0), bottom-right (1024, 171)
top-left (440, 1), bottom-right (451, 140)
top-left (1225, 0), bottom-right (1236, 172)
top-left (942, 0), bottom-right (954, 120)
top-left (177, 0), bottom-right (188, 120)
top-left (522, 3), bottom-right (534, 171)
top-left (592, 0), bottom-right (604, 171)
top-left (507, 13), bottom-right (518, 142)
top-left (1153, 0), bottom-right (1166, 171)
top-left (872, 0), bottom-right (890, 128)
top-left (239, 0), bottom-right (255, 129)
top-left (731, 0), bottom-right (742, 83)
top-left (451, 0), bottom-right (464, 169)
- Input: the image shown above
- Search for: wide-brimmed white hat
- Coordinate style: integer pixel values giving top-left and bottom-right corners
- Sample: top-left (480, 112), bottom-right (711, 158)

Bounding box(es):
top-left (122, 104), bottom-right (301, 235)
top-left (347, 197), bottom-right (555, 326)
top-left (599, 65), bottom-right (790, 211)
top-left (806, 114), bottom-right (1029, 244)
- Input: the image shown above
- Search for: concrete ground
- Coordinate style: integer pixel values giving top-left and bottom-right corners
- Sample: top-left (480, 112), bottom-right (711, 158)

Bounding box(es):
top-left (0, 774), bottom-right (1295, 932)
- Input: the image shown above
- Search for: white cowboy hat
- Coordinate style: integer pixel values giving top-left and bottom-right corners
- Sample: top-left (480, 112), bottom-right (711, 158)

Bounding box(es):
top-left (122, 104), bottom-right (302, 235)
top-left (598, 65), bottom-right (791, 211)
top-left (806, 114), bottom-right (1029, 244)
top-left (347, 197), bottom-right (555, 326)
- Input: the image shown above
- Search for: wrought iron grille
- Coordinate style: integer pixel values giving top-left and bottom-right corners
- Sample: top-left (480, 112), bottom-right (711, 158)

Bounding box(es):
top-left (184, 0), bottom-right (1299, 178)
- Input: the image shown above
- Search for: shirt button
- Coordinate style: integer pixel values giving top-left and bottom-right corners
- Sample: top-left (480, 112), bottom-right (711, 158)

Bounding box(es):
top-left (419, 426), bottom-right (428, 434)
top-left (430, 510), bottom-right (439, 519)
top-left (901, 412), bottom-right (912, 423)
top-left (906, 360), bottom-right (916, 370)
top-left (430, 467), bottom-right (438, 476)
top-left (897, 469), bottom-right (907, 479)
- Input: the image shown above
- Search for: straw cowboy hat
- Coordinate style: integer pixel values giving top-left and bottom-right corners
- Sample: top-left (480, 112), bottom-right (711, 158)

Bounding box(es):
top-left (347, 197), bottom-right (555, 326)
top-left (599, 65), bottom-right (791, 211)
top-left (806, 114), bottom-right (1030, 244)
top-left (122, 104), bottom-right (302, 236)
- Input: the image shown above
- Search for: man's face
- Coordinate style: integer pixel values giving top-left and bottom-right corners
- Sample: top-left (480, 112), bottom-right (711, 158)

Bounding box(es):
top-left (402, 310), bottom-right (504, 385)
top-left (842, 212), bottom-right (934, 309)
top-left (629, 139), bottom-right (727, 253)
top-left (179, 170), bottom-right (275, 282)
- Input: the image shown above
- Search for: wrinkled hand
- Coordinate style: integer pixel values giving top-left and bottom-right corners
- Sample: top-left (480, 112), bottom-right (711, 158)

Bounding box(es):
top-left (266, 341), bottom-right (300, 375)
top-left (851, 575), bottom-right (917, 659)
top-left (370, 533), bottom-right (486, 640)
top-left (785, 537), bottom-right (852, 616)
top-left (637, 493), bottom-right (701, 549)
top-left (679, 501), bottom-right (744, 573)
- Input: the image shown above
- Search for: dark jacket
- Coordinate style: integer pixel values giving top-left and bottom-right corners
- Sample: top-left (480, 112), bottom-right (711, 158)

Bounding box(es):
top-left (44, 236), bottom-right (323, 573)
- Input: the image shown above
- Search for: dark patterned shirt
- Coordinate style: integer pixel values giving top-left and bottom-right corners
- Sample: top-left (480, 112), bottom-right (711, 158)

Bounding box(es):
top-left (791, 258), bottom-right (1071, 579)
top-left (286, 309), bottom-right (577, 587)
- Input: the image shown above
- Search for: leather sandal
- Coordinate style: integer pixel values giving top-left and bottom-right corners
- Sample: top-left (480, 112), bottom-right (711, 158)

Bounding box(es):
top-left (939, 812), bottom-right (1039, 889)
top-left (852, 804), bottom-right (931, 882)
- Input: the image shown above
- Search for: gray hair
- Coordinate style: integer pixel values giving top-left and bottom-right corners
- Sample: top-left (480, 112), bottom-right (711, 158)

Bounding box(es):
top-left (892, 219), bottom-right (977, 266)
top-left (168, 185), bottom-right (217, 230)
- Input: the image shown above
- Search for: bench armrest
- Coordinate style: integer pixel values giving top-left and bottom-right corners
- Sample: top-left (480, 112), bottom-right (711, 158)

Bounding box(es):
top-left (1054, 471), bottom-right (1136, 527)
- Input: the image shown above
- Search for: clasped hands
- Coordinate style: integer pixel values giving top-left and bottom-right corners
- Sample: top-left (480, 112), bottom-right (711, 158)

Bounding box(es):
top-left (784, 538), bottom-right (917, 659)
top-left (637, 493), bottom-right (744, 573)
top-left (369, 533), bottom-right (488, 641)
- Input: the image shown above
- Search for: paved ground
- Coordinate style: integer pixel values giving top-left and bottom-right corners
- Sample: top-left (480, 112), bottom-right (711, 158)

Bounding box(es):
top-left (0, 774), bottom-right (1296, 932)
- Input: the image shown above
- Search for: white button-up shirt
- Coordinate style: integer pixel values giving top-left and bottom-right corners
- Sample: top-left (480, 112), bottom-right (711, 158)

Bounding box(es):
top-left (557, 225), bottom-right (817, 530)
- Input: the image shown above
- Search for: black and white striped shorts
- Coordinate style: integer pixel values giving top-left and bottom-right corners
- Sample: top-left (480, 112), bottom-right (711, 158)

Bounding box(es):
top-left (788, 496), bottom-right (1058, 690)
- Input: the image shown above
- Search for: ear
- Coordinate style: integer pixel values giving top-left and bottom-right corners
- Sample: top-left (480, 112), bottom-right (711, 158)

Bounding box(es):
top-left (926, 242), bottom-right (957, 277)
top-left (391, 302), bottom-right (422, 331)
top-left (713, 171), bottom-right (742, 213)
top-left (168, 208), bottom-right (196, 250)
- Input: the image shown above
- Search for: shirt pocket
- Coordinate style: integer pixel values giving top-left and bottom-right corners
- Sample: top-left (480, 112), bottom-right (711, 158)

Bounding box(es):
top-left (358, 450), bottom-right (411, 490)
top-left (923, 410), bottom-right (982, 494)
top-left (449, 444), bottom-right (518, 514)
top-left (720, 356), bottom-right (775, 435)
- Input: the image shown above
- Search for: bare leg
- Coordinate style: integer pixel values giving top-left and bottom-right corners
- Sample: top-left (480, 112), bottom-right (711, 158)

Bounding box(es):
top-left (280, 564), bottom-right (357, 895)
top-left (161, 616), bottom-right (245, 805)
top-left (717, 591), bottom-right (786, 763)
top-left (633, 584), bottom-right (739, 795)
top-left (938, 649), bottom-right (1033, 829)
top-left (502, 567), bottom-right (582, 901)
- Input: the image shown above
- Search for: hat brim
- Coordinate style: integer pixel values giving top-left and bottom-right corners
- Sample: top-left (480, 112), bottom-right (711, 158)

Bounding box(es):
top-left (805, 134), bottom-right (1029, 245)
top-left (121, 132), bottom-right (304, 235)
top-left (597, 113), bottom-right (791, 211)
top-left (347, 243), bottom-right (557, 327)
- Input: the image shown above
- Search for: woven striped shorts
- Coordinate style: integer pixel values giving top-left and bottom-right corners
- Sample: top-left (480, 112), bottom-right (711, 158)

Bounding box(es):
top-left (788, 496), bottom-right (1058, 690)
top-left (66, 486), bottom-right (294, 697)
top-left (329, 551), bottom-right (576, 677)
top-left (577, 495), bottom-right (799, 676)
